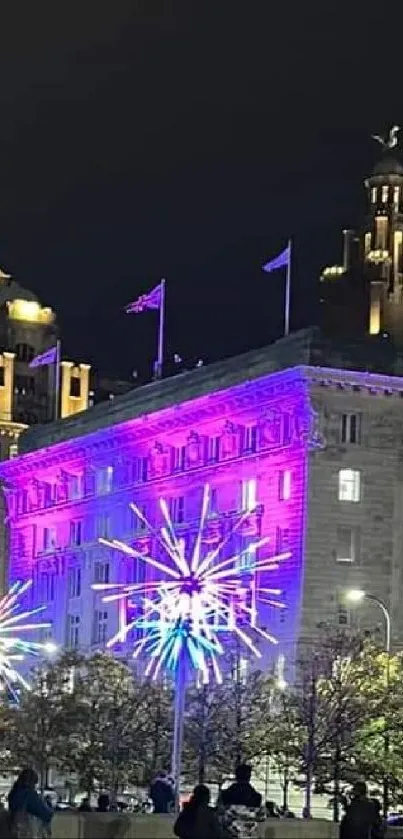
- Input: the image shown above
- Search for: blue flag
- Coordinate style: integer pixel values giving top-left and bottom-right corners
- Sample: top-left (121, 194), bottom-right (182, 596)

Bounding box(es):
top-left (263, 244), bottom-right (291, 273)
top-left (29, 346), bottom-right (58, 368)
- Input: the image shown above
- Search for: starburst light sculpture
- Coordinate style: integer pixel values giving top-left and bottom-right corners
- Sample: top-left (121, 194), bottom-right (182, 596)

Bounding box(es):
top-left (0, 580), bottom-right (51, 697)
top-left (94, 483), bottom-right (290, 683)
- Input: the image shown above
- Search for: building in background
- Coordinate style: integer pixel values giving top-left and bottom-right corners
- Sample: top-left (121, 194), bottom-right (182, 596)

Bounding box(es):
top-left (320, 146), bottom-right (403, 344)
top-left (2, 328), bottom-right (403, 675)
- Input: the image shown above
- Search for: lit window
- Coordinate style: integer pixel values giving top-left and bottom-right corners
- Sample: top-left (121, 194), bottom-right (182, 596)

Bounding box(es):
top-left (241, 478), bottom-right (257, 512)
top-left (95, 465), bottom-right (113, 495)
top-left (394, 186), bottom-right (400, 208)
top-left (67, 614), bottom-right (80, 648)
top-left (279, 470), bottom-right (291, 501)
top-left (69, 520), bottom-right (82, 546)
top-left (336, 526), bottom-right (359, 563)
top-left (371, 186), bottom-right (377, 203)
top-left (43, 527), bottom-right (57, 552)
top-left (375, 216), bottom-right (388, 250)
top-left (93, 610), bottom-right (108, 645)
top-left (341, 413), bottom-right (361, 444)
top-left (239, 537), bottom-right (256, 571)
top-left (68, 566), bottom-right (81, 599)
top-left (338, 469), bottom-right (361, 502)
top-left (382, 185), bottom-right (388, 203)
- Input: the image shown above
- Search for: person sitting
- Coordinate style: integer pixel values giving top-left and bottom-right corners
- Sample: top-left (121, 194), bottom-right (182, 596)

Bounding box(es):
top-left (8, 768), bottom-right (53, 837)
top-left (174, 784), bottom-right (223, 839)
top-left (96, 793), bottom-right (110, 812)
top-left (220, 763), bottom-right (262, 808)
top-left (150, 771), bottom-right (174, 814)
top-left (340, 782), bottom-right (384, 839)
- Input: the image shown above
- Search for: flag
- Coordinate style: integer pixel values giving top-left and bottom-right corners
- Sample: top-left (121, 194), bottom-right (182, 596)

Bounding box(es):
top-left (263, 243), bottom-right (291, 273)
top-left (125, 282), bottom-right (163, 314)
top-left (29, 346), bottom-right (58, 368)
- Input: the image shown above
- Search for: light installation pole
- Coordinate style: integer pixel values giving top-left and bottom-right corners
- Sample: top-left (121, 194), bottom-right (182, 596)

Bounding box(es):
top-left (346, 589), bottom-right (391, 817)
top-left (94, 483), bottom-right (290, 810)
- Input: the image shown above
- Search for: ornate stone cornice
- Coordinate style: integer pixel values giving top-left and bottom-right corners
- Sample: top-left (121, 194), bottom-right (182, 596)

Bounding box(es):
top-left (1, 367), bottom-right (309, 480)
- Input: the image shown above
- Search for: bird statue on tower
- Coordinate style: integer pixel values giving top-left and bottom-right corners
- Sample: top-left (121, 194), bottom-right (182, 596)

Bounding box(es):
top-left (371, 125), bottom-right (400, 150)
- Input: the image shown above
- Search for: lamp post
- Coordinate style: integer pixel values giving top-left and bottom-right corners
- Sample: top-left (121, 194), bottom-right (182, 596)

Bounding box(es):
top-left (346, 589), bottom-right (391, 816)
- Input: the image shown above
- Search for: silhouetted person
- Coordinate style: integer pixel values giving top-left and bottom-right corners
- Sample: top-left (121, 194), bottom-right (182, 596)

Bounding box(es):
top-left (174, 784), bottom-right (223, 839)
top-left (340, 782), bottom-right (384, 839)
top-left (150, 771), bottom-right (174, 814)
top-left (8, 768), bottom-right (53, 836)
top-left (97, 793), bottom-right (110, 812)
top-left (220, 764), bottom-right (262, 808)
top-left (78, 797), bottom-right (92, 812)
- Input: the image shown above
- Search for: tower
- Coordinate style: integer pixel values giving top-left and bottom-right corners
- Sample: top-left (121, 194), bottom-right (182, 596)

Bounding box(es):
top-left (363, 153), bottom-right (403, 342)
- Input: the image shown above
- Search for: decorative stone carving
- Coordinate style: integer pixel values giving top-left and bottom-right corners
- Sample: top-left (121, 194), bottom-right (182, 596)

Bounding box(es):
top-left (149, 442), bottom-right (170, 478)
top-left (186, 431), bottom-right (203, 468)
top-left (203, 517), bottom-right (222, 544)
top-left (220, 421), bottom-right (240, 460)
top-left (55, 470), bottom-right (68, 503)
top-left (259, 410), bottom-right (283, 447)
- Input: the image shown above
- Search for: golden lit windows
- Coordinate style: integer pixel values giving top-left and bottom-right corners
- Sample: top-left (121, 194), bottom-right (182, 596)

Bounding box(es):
top-left (394, 186), bottom-right (400, 209)
top-left (375, 216), bottom-right (388, 250)
top-left (371, 187), bottom-right (377, 203)
top-left (382, 185), bottom-right (388, 203)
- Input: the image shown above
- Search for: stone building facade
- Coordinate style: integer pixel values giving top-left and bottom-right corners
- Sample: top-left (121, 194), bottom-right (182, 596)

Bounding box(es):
top-left (2, 330), bottom-right (403, 671)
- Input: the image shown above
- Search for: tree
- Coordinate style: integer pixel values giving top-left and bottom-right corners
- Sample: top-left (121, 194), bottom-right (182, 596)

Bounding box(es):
top-left (264, 690), bottom-right (303, 811)
top-left (139, 679), bottom-right (173, 784)
top-left (64, 653), bottom-right (154, 798)
top-left (6, 651), bottom-right (82, 789)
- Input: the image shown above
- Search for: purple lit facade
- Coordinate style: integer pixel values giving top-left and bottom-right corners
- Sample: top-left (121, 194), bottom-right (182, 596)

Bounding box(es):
top-left (0, 366), bottom-right (321, 674)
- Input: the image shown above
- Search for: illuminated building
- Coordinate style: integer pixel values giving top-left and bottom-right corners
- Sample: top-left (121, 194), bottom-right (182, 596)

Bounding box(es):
top-left (320, 148), bottom-right (403, 344)
top-left (2, 328), bottom-right (403, 673)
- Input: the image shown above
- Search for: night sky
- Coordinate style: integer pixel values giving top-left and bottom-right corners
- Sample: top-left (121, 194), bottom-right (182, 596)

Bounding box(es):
top-left (0, 3), bottom-right (400, 380)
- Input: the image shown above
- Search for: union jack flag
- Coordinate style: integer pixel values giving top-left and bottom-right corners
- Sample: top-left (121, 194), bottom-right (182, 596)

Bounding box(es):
top-left (125, 282), bottom-right (163, 314)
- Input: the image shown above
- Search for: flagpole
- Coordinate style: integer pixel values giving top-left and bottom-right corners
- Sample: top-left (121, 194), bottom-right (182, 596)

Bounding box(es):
top-left (54, 339), bottom-right (61, 421)
top-left (284, 239), bottom-right (292, 337)
top-left (156, 278), bottom-right (166, 379)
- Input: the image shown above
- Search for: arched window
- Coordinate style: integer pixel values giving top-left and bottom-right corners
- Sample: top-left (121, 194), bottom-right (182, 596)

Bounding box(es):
top-left (15, 343), bottom-right (35, 363)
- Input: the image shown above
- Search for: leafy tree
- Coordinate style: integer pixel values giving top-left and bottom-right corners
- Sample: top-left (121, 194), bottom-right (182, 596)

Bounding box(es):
top-left (64, 653), bottom-right (154, 798)
top-left (6, 651), bottom-right (82, 788)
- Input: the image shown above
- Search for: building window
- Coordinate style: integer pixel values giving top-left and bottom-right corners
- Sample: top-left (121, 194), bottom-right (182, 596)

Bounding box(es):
top-left (371, 186), bottom-right (377, 203)
top-left (69, 474), bottom-right (83, 500)
top-left (239, 540), bottom-right (256, 572)
top-left (40, 571), bottom-right (55, 602)
top-left (382, 185), bottom-right (389, 204)
top-left (131, 502), bottom-right (148, 531)
top-left (364, 232), bottom-right (371, 256)
top-left (9, 443), bottom-right (18, 459)
top-left (209, 487), bottom-right (218, 515)
top-left (207, 436), bottom-right (220, 463)
top-left (338, 469), bottom-right (361, 502)
top-left (394, 185), bottom-right (400, 209)
top-left (15, 375), bottom-right (35, 395)
top-left (131, 457), bottom-right (148, 483)
top-left (43, 527), bottom-right (57, 552)
top-left (68, 566), bottom-right (81, 599)
top-left (94, 561), bottom-right (110, 584)
top-left (341, 413), bottom-right (361, 444)
top-left (336, 526), bottom-right (359, 563)
top-left (0, 367), bottom-right (4, 388)
top-left (241, 478), bottom-right (257, 512)
top-left (96, 513), bottom-right (111, 539)
top-left (67, 614), bottom-right (80, 648)
top-left (15, 343), bottom-right (35, 364)
top-left (243, 426), bottom-right (257, 453)
top-left (170, 496), bottom-right (185, 524)
top-left (276, 526), bottom-right (290, 554)
top-left (278, 470), bottom-right (291, 501)
top-left (93, 610), bottom-right (108, 645)
top-left (95, 465), bottom-right (113, 495)
top-left (172, 446), bottom-right (186, 473)
top-left (375, 216), bottom-right (388, 250)
top-left (70, 377), bottom-right (81, 398)
top-left (70, 520), bottom-right (82, 546)
top-left (337, 601), bottom-right (349, 626)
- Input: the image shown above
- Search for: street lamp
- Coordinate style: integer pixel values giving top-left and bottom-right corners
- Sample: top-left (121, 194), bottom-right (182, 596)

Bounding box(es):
top-left (345, 588), bottom-right (391, 816)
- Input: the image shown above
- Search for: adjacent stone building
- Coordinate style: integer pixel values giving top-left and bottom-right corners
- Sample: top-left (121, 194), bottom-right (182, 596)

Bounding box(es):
top-left (1, 329), bottom-right (402, 674)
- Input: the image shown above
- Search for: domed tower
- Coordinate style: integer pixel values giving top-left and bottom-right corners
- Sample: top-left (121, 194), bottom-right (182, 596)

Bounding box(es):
top-left (363, 146), bottom-right (403, 342)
